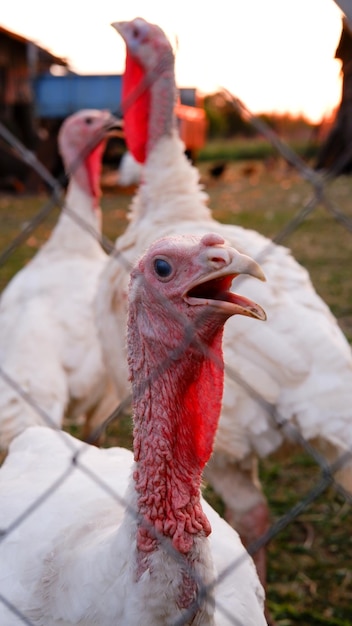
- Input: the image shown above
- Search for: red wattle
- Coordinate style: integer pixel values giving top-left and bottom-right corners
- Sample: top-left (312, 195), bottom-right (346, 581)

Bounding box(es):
top-left (183, 356), bottom-right (223, 468)
top-left (122, 52), bottom-right (150, 164)
top-left (85, 141), bottom-right (105, 206)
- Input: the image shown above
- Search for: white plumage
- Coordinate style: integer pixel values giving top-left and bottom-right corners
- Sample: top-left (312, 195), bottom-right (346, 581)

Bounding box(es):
top-left (117, 150), bottom-right (142, 186)
top-left (0, 233), bottom-right (267, 625)
top-left (96, 17), bottom-right (352, 590)
top-left (0, 109), bottom-right (118, 450)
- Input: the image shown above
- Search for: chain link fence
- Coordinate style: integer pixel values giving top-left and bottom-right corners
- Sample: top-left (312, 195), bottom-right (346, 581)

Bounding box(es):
top-left (0, 75), bottom-right (351, 624)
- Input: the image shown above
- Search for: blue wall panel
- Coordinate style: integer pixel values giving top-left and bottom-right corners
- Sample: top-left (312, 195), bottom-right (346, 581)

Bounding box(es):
top-left (33, 74), bottom-right (123, 118)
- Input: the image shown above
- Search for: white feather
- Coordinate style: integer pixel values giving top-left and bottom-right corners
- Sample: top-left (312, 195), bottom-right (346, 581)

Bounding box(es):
top-left (0, 426), bottom-right (265, 625)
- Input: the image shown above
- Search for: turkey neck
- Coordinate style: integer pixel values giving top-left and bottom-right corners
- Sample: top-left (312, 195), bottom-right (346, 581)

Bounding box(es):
top-left (147, 48), bottom-right (177, 154)
top-left (128, 302), bottom-right (226, 557)
top-left (42, 180), bottom-right (103, 256)
top-left (124, 46), bottom-right (211, 227)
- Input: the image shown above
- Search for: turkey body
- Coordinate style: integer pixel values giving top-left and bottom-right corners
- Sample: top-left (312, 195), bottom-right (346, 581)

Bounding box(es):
top-left (118, 150), bottom-right (142, 186)
top-left (0, 427), bottom-right (264, 626)
top-left (0, 110), bottom-right (118, 450)
top-left (0, 221), bottom-right (109, 441)
top-left (0, 234), bottom-right (267, 625)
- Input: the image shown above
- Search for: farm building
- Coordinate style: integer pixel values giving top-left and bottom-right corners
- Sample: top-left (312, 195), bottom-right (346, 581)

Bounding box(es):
top-left (0, 24), bottom-right (69, 190)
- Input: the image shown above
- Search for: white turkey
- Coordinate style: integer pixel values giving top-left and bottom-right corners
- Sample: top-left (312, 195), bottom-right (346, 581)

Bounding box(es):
top-left (117, 150), bottom-right (142, 186)
top-left (96, 16), bottom-right (352, 596)
top-left (0, 233), bottom-right (267, 626)
top-left (0, 109), bottom-right (119, 451)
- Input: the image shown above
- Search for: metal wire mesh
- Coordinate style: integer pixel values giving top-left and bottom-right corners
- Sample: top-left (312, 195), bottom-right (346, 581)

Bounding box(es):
top-left (0, 67), bottom-right (351, 625)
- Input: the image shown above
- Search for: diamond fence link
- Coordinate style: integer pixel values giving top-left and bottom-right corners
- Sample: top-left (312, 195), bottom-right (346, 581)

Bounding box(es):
top-left (0, 82), bottom-right (351, 624)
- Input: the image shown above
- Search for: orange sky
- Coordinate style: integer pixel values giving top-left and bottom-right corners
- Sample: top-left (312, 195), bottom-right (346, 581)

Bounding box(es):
top-left (1, 0), bottom-right (345, 123)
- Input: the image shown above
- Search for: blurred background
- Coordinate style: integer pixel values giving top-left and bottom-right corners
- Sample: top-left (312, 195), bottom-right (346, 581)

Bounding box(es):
top-left (1, 2), bottom-right (352, 625)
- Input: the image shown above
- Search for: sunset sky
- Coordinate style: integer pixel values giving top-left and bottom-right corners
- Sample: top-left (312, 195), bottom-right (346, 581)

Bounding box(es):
top-left (1, 0), bottom-right (345, 123)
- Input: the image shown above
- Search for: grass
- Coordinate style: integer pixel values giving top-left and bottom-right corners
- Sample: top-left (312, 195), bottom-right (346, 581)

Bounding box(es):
top-left (1, 151), bottom-right (352, 624)
top-left (261, 449), bottom-right (352, 625)
top-left (198, 137), bottom-right (320, 163)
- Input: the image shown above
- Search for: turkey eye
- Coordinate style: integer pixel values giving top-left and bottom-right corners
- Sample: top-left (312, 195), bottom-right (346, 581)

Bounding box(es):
top-left (85, 117), bottom-right (93, 125)
top-left (154, 258), bottom-right (172, 278)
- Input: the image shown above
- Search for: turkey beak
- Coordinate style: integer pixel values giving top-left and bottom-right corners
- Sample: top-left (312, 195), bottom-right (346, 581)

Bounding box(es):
top-left (105, 115), bottom-right (124, 139)
top-left (184, 247), bottom-right (267, 321)
top-left (201, 245), bottom-right (266, 283)
top-left (111, 21), bottom-right (127, 40)
top-left (228, 250), bottom-right (266, 283)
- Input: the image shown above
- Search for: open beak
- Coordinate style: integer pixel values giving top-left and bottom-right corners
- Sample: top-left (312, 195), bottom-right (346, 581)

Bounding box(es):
top-left (184, 247), bottom-right (266, 321)
top-left (104, 116), bottom-right (124, 139)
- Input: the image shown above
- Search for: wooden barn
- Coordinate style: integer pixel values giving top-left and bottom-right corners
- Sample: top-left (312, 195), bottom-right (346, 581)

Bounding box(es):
top-left (0, 24), bottom-right (68, 190)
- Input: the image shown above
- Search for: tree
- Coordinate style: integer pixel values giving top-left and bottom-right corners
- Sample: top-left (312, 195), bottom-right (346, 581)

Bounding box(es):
top-left (315, 18), bottom-right (352, 174)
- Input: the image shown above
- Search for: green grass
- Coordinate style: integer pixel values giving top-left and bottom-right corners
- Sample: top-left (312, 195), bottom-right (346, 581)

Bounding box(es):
top-left (1, 155), bottom-right (352, 624)
top-left (261, 447), bottom-right (352, 625)
top-left (198, 137), bottom-right (320, 162)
